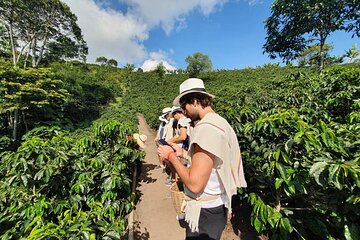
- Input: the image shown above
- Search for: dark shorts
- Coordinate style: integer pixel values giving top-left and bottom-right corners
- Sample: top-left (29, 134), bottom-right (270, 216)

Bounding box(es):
top-left (185, 205), bottom-right (227, 240)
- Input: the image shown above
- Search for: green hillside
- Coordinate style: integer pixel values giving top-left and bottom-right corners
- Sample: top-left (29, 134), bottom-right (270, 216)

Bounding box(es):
top-left (125, 63), bottom-right (360, 240)
top-left (125, 64), bottom-right (316, 128)
top-left (1, 60), bottom-right (359, 239)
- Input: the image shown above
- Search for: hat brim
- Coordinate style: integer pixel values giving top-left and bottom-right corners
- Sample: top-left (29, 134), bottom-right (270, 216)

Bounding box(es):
top-left (173, 90), bottom-right (215, 107)
top-left (133, 133), bottom-right (147, 149)
top-left (159, 115), bottom-right (167, 122)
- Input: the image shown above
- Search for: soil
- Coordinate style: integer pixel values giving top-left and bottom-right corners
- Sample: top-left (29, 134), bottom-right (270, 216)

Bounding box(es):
top-left (131, 113), bottom-right (263, 240)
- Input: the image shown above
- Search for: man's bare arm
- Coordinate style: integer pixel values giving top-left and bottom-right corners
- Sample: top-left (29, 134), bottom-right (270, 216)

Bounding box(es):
top-left (159, 143), bottom-right (213, 194)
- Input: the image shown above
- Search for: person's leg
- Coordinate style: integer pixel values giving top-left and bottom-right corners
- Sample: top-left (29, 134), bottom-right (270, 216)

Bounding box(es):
top-left (185, 205), bottom-right (227, 240)
top-left (169, 163), bottom-right (177, 182)
top-left (158, 156), bottom-right (165, 168)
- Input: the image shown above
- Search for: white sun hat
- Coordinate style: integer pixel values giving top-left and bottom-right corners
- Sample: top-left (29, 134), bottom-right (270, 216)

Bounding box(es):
top-left (173, 78), bottom-right (215, 106)
top-left (162, 107), bottom-right (172, 114)
top-left (159, 107), bottom-right (172, 122)
top-left (133, 133), bottom-right (147, 149)
top-left (170, 106), bottom-right (182, 116)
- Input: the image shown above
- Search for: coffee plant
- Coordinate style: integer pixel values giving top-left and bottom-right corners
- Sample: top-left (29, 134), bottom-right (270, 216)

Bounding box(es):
top-left (0, 119), bottom-right (144, 239)
top-left (232, 66), bottom-right (360, 240)
top-left (128, 63), bottom-right (359, 239)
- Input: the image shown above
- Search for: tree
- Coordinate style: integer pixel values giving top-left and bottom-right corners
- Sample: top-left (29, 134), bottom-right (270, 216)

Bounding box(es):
top-left (0, 64), bottom-right (69, 140)
top-left (298, 43), bottom-right (334, 67)
top-left (264, 0), bottom-right (360, 73)
top-left (124, 63), bottom-right (135, 72)
top-left (0, 23), bottom-right (9, 56)
top-left (345, 43), bottom-right (360, 63)
top-left (96, 56), bottom-right (108, 66)
top-left (185, 52), bottom-right (212, 77)
top-left (107, 59), bottom-right (118, 67)
top-left (0, 0), bottom-right (88, 67)
top-left (96, 57), bottom-right (118, 67)
top-left (155, 62), bottom-right (166, 81)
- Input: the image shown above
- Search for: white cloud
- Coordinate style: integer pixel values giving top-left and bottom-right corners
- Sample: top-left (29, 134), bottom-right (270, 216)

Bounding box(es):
top-left (140, 50), bottom-right (176, 72)
top-left (140, 59), bottom-right (176, 72)
top-left (62, 0), bottom-right (148, 65)
top-left (62, 0), bottom-right (227, 66)
top-left (239, 0), bottom-right (263, 6)
top-left (121, 0), bottom-right (227, 34)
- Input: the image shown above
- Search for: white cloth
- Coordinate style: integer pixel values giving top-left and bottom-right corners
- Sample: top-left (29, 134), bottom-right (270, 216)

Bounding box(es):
top-left (176, 116), bottom-right (192, 136)
top-left (156, 118), bottom-right (174, 141)
top-left (184, 199), bottom-right (202, 232)
top-left (183, 112), bottom-right (247, 232)
top-left (189, 112), bottom-right (247, 210)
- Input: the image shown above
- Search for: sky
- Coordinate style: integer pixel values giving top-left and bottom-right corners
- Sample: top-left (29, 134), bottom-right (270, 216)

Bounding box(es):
top-left (62, 0), bottom-right (360, 71)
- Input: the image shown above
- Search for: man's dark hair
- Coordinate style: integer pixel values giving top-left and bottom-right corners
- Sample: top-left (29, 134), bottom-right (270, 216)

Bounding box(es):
top-left (180, 92), bottom-right (213, 109)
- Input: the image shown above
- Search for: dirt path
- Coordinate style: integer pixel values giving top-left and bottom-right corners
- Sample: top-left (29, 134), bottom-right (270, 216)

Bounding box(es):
top-left (133, 113), bottom-right (185, 240)
top-left (132, 113), bottom-right (260, 240)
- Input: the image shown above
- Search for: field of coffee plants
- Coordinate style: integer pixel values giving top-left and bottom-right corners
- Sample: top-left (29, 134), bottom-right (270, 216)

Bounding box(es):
top-left (1, 60), bottom-right (359, 239)
top-left (0, 61), bottom-right (145, 239)
top-left (126, 63), bottom-right (360, 240)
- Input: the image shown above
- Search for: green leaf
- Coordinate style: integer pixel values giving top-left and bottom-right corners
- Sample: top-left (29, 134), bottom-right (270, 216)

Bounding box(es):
top-left (253, 217), bottom-right (265, 233)
top-left (285, 139), bottom-right (295, 153)
top-left (309, 162), bottom-right (328, 176)
top-left (268, 212), bottom-right (282, 228)
top-left (294, 131), bottom-right (304, 140)
top-left (281, 151), bottom-right (290, 163)
top-left (275, 178), bottom-right (284, 189)
top-left (348, 168), bottom-right (360, 188)
top-left (321, 132), bottom-right (329, 147)
top-left (103, 177), bottom-right (112, 191)
top-left (34, 169), bottom-right (44, 181)
top-left (284, 184), bottom-right (296, 195)
top-left (329, 164), bottom-right (343, 190)
top-left (309, 162), bottom-right (328, 186)
top-left (24, 216), bottom-right (41, 233)
top-left (82, 231), bottom-right (90, 240)
top-left (275, 148), bottom-right (281, 161)
top-left (106, 230), bottom-right (121, 240)
top-left (276, 163), bottom-right (287, 181)
top-left (279, 217), bottom-right (293, 233)
top-left (21, 175), bottom-right (28, 187)
top-left (344, 223), bottom-right (360, 240)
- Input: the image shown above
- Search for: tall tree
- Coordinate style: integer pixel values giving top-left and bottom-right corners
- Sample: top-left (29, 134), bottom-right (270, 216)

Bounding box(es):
top-left (124, 63), bottom-right (135, 73)
top-left (0, 23), bottom-right (9, 56)
top-left (264, 0), bottom-right (360, 73)
top-left (96, 56), bottom-right (108, 66)
top-left (0, 63), bottom-right (69, 140)
top-left (298, 43), bottom-right (333, 67)
top-left (0, 0), bottom-right (26, 66)
top-left (0, 0), bottom-right (88, 67)
top-left (155, 62), bottom-right (166, 81)
top-left (107, 59), bottom-right (118, 67)
top-left (345, 43), bottom-right (360, 63)
top-left (185, 52), bottom-right (212, 77)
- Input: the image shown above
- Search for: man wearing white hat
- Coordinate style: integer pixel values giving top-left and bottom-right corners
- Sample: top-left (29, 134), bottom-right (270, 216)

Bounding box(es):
top-left (154, 107), bottom-right (174, 144)
top-left (158, 78), bottom-right (247, 239)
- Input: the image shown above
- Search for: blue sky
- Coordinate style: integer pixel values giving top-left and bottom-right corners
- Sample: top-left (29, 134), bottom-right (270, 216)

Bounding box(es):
top-left (63, 0), bottom-right (359, 71)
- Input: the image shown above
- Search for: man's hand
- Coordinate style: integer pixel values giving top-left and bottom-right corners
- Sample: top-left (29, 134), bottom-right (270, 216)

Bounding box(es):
top-left (168, 143), bottom-right (182, 156)
top-left (157, 145), bottom-right (175, 160)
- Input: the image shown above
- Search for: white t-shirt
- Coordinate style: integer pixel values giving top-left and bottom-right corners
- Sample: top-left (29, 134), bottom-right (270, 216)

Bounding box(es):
top-left (177, 116), bottom-right (192, 136)
top-left (186, 114), bottom-right (226, 208)
top-left (176, 116), bottom-right (192, 149)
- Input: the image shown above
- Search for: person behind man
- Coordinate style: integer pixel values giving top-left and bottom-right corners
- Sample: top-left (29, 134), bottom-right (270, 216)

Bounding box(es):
top-left (154, 107), bottom-right (174, 169)
top-left (165, 106), bottom-right (192, 183)
top-left (167, 106), bottom-right (192, 150)
top-left (157, 78), bottom-right (247, 240)
top-left (154, 107), bottom-right (174, 144)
